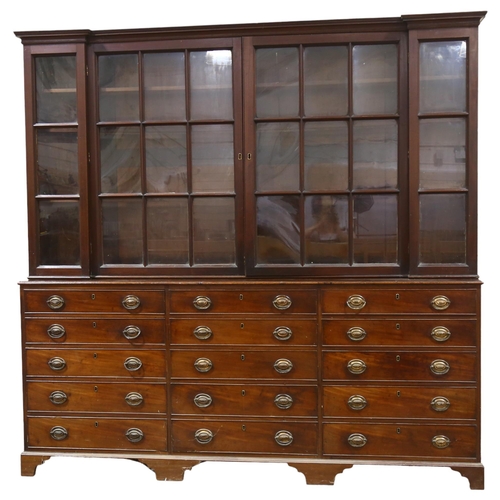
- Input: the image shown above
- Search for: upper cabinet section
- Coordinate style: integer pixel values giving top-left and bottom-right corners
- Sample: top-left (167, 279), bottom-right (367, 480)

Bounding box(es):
top-left (16, 12), bottom-right (486, 278)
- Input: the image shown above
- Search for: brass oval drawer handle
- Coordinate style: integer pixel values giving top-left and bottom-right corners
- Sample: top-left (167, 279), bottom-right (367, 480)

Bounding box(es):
top-left (431, 295), bottom-right (451, 311)
top-left (195, 428), bottom-right (213, 444)
top-left (194, 393), bottom-right (213, 408)
top-left (274, 393), bottom-right (294, 410)
top-left (50, 426), bottom-right (68, 441)
top-left (273, 326), bottom-right (293, 341)
top-left (432, 435), bottom-right (451, 449)
top-left (125, 427), bottom-right (144, 443)
top-left (193, 296), bottom-right (212, 310)
top-left (122, 295), bottom-right (141, 310)
top-left (347, 294), bottom-right (366, 310)
top-left (193, 325), bottom-right (213, 340)
top-left (274, 358), bottom-right (293, 374)
top-left (348, 395), bottom-right (368, 410)
top-left (125, 392), bottom-right (144, 406)
top-left (194, 357), bottom-right (213, 373)
top-left (430, 359), bottom-right (450, 375)
top-left (348, 433), bottom-right (367, 448)
top-left (273, 295), bottom-right (292, 310)
top-left (431, 326), bottom-right (451, 342)
top-left (430, 396), bottom-right (451, 412)
top-left (47, 324), bottom-right (66, 339)
top-left (275, 430), bottom-right (294, 447)
top-left (48, 357), bottom-right (66, 371)
top-left (47, 295), bottom-right (65, 310)
top-left (49, 390), bottom-right (68, 405)
top-left (347, 359), bottom-right (367, 375)
top-left (122, 325), bottom-right (142, 340)
top-left (347, 326), bottom-right (367, 341)
top-left (124, 357), bottom-right (143, 372)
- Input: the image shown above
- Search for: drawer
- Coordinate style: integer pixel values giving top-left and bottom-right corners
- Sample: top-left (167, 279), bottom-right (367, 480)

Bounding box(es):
top-left (323, 319), bottom-right (477, 347)
top-left (24, 318), bottom-right (165, 345)
top-left (171, 384), bottom-right (317, 417)
top-left (170, 289), bottom-right (316, 314)
top-left (171, 350), bottom-right (317, 380)
top-left (171, 420), bottom-right (317, 455)
top-left (323, 386), bottom-right (477, 419)
top-left (323, 423), bottom-right (477, 459)
top-left (323, 351), bottom-right (476, 382)
top-left (23, 289), bottom-right (165, 314)
top-left (27, 381), bottom-right (167, 414)
top-left (27, 417), bottom-right (167, 451)
top-left (321, 288), bottom-right (477, 314)
top-left (170, 319), bottom-right (316, 346)
top-left (26, 349), bottom-right (166, 378)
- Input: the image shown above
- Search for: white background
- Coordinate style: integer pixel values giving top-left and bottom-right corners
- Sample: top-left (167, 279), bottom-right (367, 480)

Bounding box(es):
top-left (1, 1), bottom-right (498, 498)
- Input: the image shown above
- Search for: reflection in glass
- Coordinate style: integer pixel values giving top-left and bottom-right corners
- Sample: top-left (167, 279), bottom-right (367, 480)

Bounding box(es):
top-left (192, 125), bottom-right (234, 193)
top-left (256, 47), bottom-right (299, 118)
top-left (193, 197), bottom-right (235, 264)
top-left (305, 121), bottom-right (348, 191)
top-left (353, 44), bottom-right (398, 115)
top-left (190, 50), bottom-right (233, 120)
top-left (36, 56), bottom-right (77, 124)
top-left (38, 200), bottom-right (80, 265)
top-left (147, 198), bottom-right (189, 264)
top-left (353, 120), bottom-right (398, 189)
top-left (145, 126), bottom-right (187, 193)
top-left (100, 127), bottom-right (141, 193)
top-left (257, 196), bottom-right (300, 264)
top-left (354, 194), bottom-right (397, 263)
top-left (420, 41), bottom-right (467, 113)
top-left (305, 195), bottom-right (348, 264)
top-left (304, 46), bottom-right (348, 116)
top-left (36, 128), bottom-right (78, 195)
top-left (420, 194), bottom-right (466, 264)
top-left (256, 122), bottom-right (299, 192)
top-left (144, 52), bottom-right (186, 121)
top-left (419, 118), bottom-right (466, 189)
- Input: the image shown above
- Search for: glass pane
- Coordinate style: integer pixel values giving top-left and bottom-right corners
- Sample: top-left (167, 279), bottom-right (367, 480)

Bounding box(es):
top-left (38, 200), bottom-right (80, 265)
top-left (192, 125), bottom-right (234, 193)
top-left (144, 52), bottom-right (186, 121)
top-left (147, 198), bottom-right (188, 264)
top-left (420, 194), bottom-right (466, 264)
top-left (419, 118), bottom-right (466, 189)
top-left (353, 44), bottom-right (398, 115)
top-left (420, 41), bottom-right (467, 114)
top-left (190, 50), bottom-right (233, 120)
top-left (256, 47), bottom-right (299, 118)
top-left (354, 194), bottom-right (398, 264)
top-left (99, 54), bottom-right (139, 122)
top-left (145, 126), bottom-right (187, 193)
top-left (353, 120), bottom-right (398, 189)
top-left (257, 195), bottom-right (300, 264)
top-left (36, 128), bottom-right (78, 195)
top-left (193, 197), bottom-right (235, 265)
top-left (305, 195), bottom-right (348, 264)
top-left (256, 122), bottom-right (299, 192)
top-left (305, 121), bottom-right (348, 191)
top-left (36, 56), bottom-right (77, 123)
top-left (304, 46), bottom-right (348, 116)
top-left (102, 198), bottom-right (143, 264)
top-left (100, 127), bottom-right (141, 193)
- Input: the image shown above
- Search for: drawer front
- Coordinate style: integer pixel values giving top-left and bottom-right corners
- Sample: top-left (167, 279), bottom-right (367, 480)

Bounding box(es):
top-left (170, 289), bottom-right (316, 314)
top-left (322, 288), bottom-right (477, 314)
top-left (171, 384), bottom-right (317, 417)
top-left (323, 319), bottom-right (477, 347)
top-left (24, 318), bottom-right (165, 345)
top-left (24, 289), bottom-right (165, 314)
top-left (27, 417), bottom-right (167, 451)
top-left (27, 381), bottom-right (166, 413)
top-left (171, 420), bottom-right (317, 455)
top-left (323, 423), bottom-right (477, 459)
top-left (26, 349), bottom-right (166, 378)
top-left (170, 319), bottom-right (316, 346)
top-left (323, 386), bottom-right (477, 419)
top-left (323, 351), bottom-right (476, 382)
top-left (171, 350), bottom-right (317, 380)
